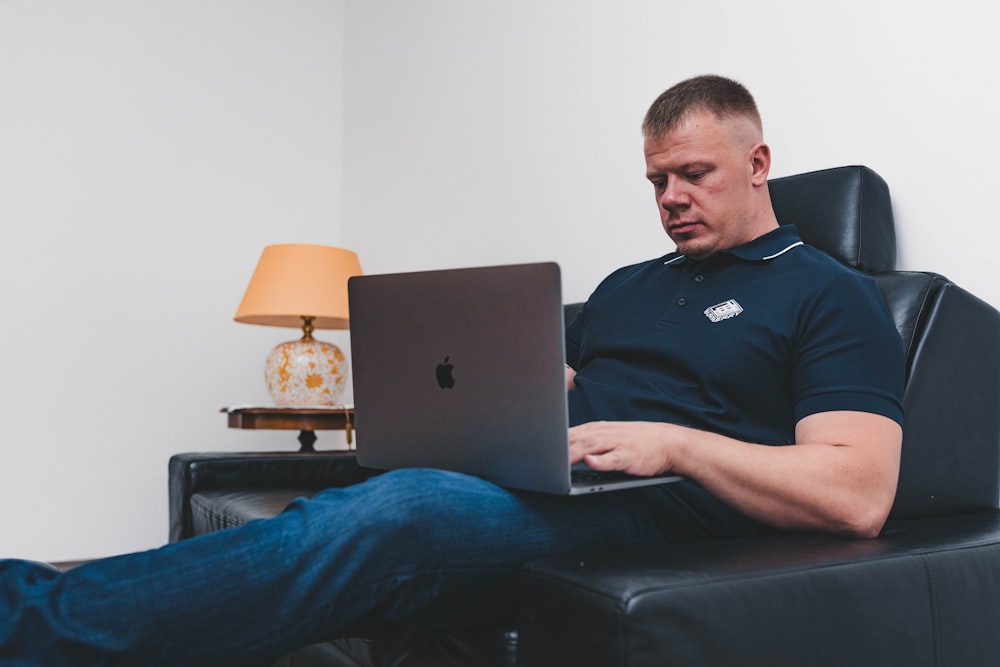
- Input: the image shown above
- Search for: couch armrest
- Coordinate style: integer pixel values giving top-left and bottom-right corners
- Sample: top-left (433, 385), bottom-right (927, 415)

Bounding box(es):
top-left (877, 272), bottom-right (1000, 518)
top-left (517, 511), bottom-right (1000, 667)
top-left (168, 451), bottom-right (378, 543)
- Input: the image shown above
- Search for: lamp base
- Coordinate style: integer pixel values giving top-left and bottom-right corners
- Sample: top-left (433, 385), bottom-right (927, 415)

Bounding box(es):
top-left (264, 336), bottom-right (348, 406)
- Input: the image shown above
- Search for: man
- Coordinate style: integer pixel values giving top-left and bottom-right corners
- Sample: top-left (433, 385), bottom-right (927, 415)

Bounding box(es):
top-left (0, 75), bottom-right (904, 666)
top-left (567, 76), bottom-right (903, 538)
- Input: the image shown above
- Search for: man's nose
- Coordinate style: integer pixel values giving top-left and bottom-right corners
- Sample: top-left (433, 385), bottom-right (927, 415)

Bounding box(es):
top-left (660, 181), bottom-right (689, 211)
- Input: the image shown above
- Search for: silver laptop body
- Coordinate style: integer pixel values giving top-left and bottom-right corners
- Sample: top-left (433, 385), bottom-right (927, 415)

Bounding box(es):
top-left (348, 262), bottom-right (683, 495)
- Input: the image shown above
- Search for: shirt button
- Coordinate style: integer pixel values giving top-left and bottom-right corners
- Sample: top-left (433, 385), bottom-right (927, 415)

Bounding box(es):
top-left (694, 274), bottom-right (705, 283)
top-left (677, 298), bottom-right (687, 306)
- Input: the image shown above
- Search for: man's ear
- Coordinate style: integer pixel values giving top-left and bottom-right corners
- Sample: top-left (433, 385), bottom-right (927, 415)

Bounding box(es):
top-left (750, 143), bottom-right (771, 186)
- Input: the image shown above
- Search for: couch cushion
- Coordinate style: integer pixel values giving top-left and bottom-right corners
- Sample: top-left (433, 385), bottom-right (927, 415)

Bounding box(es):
top-left (189, 489), bottom-right (312, 534)
top-left (518, 511), bottom-right (1000, 667)
top-left (169, 451), bottom-right (378, 542)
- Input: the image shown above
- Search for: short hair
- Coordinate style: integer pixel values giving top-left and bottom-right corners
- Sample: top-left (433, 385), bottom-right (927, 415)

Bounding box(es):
top-left (642, 74), bottom-right (762, 138)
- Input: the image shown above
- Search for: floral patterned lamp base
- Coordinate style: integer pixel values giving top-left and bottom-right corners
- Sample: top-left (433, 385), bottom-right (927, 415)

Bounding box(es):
top-left (264, 334), bottom-right (348, 407)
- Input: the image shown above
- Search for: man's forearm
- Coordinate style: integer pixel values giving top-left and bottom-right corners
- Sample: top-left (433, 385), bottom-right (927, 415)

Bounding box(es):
top-left (669, 420), bottom-right (900, 537)
top-left (570, 411), bottom-right (901, 538)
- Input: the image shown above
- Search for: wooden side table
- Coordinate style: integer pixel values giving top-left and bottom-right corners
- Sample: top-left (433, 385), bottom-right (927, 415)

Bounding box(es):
top-left (222, 406), bottom-right (354, 452)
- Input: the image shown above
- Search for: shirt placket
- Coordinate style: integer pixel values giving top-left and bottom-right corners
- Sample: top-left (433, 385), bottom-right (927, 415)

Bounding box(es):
top-left (656, 263), bottom-right (706, 327)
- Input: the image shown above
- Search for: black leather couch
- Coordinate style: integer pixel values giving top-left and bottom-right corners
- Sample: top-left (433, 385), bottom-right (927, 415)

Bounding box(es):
top-left (170, 166), bottom-right (1000, 666)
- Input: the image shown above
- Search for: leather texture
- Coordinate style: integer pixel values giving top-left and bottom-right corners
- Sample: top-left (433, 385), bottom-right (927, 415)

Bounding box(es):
top-left (518, 512), bottom-right (1000, 667)
top-left (169, 451), bottom-right (379, 543)
top-left (328, 628), bottom-right (518, 667)
top-left (190, 489), bottom-right (311, 534)
top-left (168, 166), bottom-right (1000, 666)
top-left (769, 165), bottom-right (896, 272)
top-left (878, 272), bottom-right (1000, 518)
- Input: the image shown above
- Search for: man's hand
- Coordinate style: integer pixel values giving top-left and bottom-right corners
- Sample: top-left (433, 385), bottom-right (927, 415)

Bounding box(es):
top-left (565, 365), bottom-right (577, 391)
top-left (569, 421), bottom-right (679, 476)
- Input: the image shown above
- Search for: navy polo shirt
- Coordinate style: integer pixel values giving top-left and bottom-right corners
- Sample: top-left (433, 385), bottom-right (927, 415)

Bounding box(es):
top-left (565, 225), bottom-right (904, 448)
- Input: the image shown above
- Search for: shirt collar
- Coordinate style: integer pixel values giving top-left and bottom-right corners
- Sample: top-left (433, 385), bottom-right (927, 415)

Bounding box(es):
top-left (663, 225), bottom-right (804, 266)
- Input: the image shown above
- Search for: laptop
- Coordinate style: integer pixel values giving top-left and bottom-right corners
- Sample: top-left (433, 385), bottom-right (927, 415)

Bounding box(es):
top-left (347, 262), bottom-right (684, 495)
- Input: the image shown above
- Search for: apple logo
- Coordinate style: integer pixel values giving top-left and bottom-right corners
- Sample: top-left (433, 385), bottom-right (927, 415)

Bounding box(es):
top-left (436, 355), bottom-right (455, 389)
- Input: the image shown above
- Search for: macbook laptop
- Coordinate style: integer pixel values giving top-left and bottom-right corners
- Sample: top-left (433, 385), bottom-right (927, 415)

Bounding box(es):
top-left (347, 262), bottom-right (683, 495)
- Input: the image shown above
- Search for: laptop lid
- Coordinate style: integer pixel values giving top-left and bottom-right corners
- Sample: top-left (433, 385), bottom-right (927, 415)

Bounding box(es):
top-left (348, 262), bottom-right (575, 494)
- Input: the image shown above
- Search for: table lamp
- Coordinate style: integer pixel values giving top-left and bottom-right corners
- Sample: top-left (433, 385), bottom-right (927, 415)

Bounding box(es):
top-left (234, 244), bottom-right (362, 406)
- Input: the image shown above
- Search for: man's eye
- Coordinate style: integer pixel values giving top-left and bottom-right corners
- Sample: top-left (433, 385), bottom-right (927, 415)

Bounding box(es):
top-left (688, 171), bottom-right (706, 181)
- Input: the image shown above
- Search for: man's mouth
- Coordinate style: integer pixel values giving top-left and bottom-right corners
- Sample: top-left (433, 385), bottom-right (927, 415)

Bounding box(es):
top-left (669, 221), bottom-right (700, 235)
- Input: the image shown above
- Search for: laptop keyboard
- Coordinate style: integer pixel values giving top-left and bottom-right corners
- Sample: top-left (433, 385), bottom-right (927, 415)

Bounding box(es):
top-left (571, 468), bottom-right (641, 484)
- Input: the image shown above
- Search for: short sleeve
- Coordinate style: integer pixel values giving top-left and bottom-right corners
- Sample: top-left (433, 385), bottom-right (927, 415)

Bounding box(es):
top-left (793, 272), bottom-right (905, 426)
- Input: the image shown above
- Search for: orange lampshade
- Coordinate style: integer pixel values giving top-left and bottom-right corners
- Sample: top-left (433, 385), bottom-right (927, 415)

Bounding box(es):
top-left (234, 244), bottom-right (363, 408)
top-left (234, 244), bottom-right (363, 329)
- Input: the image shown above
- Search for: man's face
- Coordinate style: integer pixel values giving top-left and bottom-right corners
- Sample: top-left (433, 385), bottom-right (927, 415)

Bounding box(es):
top-left (644, 110), bottom-right (768, 260)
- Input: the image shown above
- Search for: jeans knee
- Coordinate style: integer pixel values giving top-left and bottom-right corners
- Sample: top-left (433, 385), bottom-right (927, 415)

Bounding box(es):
top-left (356, 468), bottom-right (496, 527)
top-left (309, 469), bottom-right (507, 551)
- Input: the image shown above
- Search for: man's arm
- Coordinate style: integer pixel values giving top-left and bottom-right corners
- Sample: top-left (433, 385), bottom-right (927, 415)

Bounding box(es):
top-left (568, 411), bottom-right (901, 539)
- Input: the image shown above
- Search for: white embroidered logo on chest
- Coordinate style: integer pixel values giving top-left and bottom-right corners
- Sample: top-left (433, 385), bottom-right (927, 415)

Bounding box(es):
top-left (705, 299), bottom-right (743, 322)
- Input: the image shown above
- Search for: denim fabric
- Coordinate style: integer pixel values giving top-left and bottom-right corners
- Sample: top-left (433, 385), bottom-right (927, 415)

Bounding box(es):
top-left (1, 468), bottom-right (746, 666)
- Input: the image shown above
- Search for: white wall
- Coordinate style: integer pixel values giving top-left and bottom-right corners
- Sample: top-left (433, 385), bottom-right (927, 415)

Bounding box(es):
top-left (342, 0), bottom-right (1000, 312)
top-left (4, 0), bottom-right (999, 562)
top-left (0, 0), bottom-right (347, 561)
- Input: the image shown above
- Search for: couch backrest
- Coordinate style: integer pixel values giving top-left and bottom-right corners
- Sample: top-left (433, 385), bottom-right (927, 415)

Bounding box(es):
top-left (769, 165), bottom-right (896, 273)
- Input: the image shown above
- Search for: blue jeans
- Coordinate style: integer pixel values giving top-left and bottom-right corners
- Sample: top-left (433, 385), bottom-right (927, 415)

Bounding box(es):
top-left (1, 468), bottom-right (758, 666)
